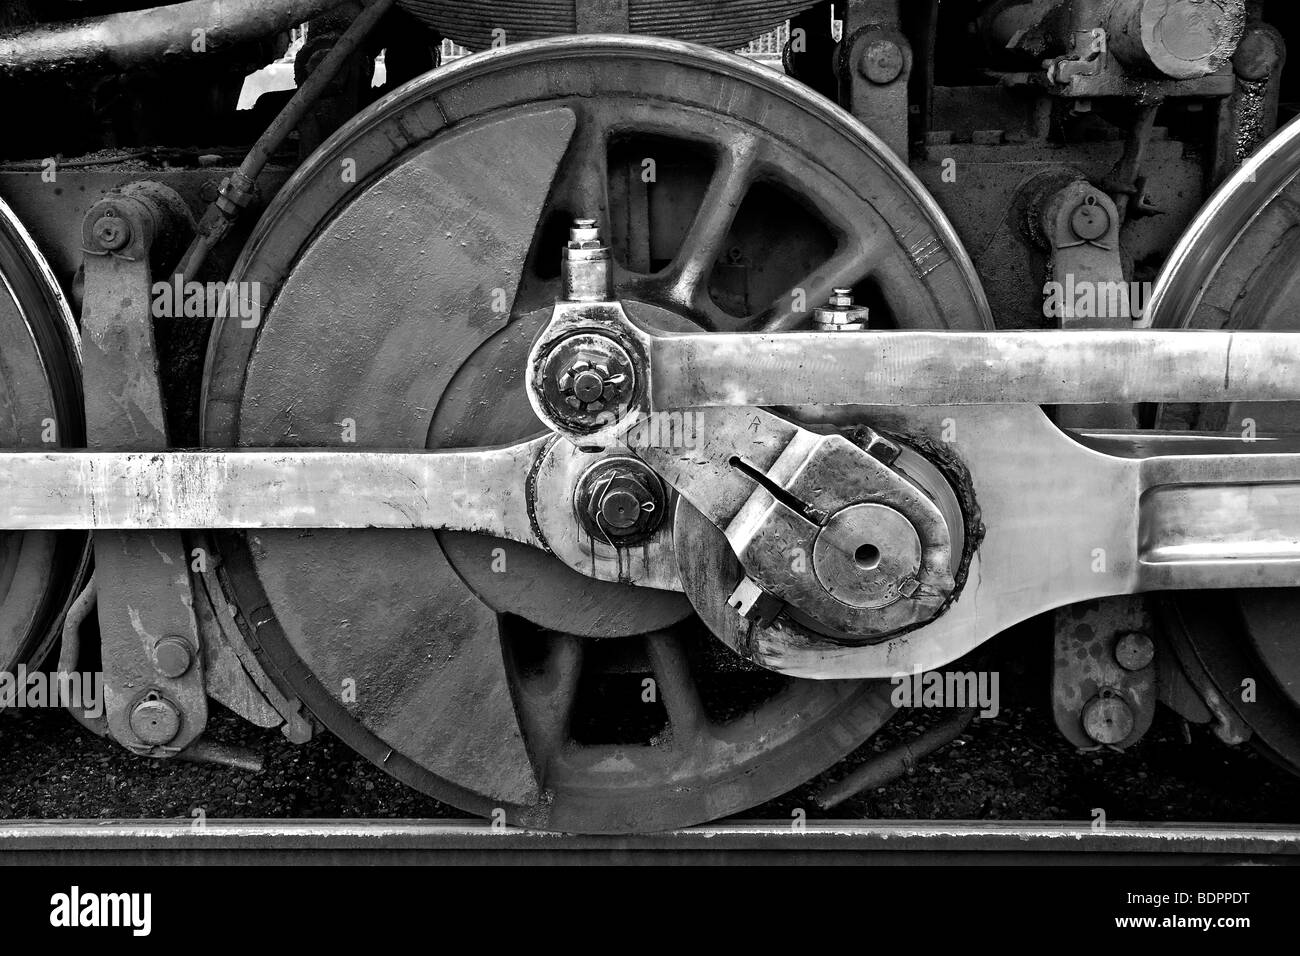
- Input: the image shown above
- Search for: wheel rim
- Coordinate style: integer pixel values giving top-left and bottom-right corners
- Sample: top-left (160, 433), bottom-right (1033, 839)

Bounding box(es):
top-left (0, 198), bottom-right (87, 678)
top-left (202, 37), bottom-right (988, 832)
top-left (1149, 114), bottom-right (1300, 771)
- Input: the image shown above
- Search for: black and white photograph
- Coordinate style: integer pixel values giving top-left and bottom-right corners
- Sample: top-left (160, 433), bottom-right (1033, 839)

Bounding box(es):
top-left (0, 0), bottom-right (1296, 928)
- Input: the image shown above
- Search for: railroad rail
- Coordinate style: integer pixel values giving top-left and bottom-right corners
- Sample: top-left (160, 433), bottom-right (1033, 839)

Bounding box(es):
top-left (1, 821), bottom-right (1297, 865)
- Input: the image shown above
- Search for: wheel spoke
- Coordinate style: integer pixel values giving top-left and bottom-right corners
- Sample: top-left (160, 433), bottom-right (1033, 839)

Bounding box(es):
top-left (663, 133), bottom-right (762, 308)
top-left (515, 634), bottom-right (585, 779)
top-left (645, 630), bottom-right (709, 743)
top-left (754, 242), bottom-right (878, 332)
top-left (549, 104), bottom-right (611, 229)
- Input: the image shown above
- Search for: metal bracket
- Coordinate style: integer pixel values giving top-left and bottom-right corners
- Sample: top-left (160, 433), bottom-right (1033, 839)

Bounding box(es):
top-left (840, 0), bottom-right (912, 158)
top-left (1038, 179), bottom-right (1136, 430)
top-left (80, 189), bottom-right (208, 757)
top-left (1052, 597), bottom-right (1156, 751)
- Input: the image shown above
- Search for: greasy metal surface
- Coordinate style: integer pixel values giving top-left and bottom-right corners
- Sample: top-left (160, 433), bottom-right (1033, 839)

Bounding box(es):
top-left (0, 0), bottom-right (352, 78)
top-left (677, 404), bottom-right (1300, 679)
top-left (0, 197), bottom-right (86, 675)
top-left (648, 328), bottom-right (1300, 408)
top-left (530, 297), bottom-right (961, 639)
top-left (0, 819), bottom-right (1296, 865)
top-left (197, 36), bottom-right (943, 833)
top-left (531, 439), bottom-right (682, 591)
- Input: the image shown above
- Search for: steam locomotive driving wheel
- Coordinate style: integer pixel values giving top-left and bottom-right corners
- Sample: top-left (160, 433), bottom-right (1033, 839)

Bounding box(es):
top-left (201, 36), bottom-right (989, 832)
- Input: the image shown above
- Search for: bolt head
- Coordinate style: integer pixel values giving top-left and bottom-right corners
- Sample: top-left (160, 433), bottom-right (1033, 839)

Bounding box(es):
top-left (575, 459), bottom-right (666, 545)
top-left (1115, 631), bottom-right (1155, 671)
top-left (542, 334), bottom-right (637, 432)
top-left (599, 488), bottom-right (644, 530)
top-left (572, 369), bottom-right (607, 403)
top-left (129, 694), bottom-right (181, 746)
top-left (92, 215), bottom-right (131, 251)
top-left (860, 39), bottom-right (904, 84)
top-left (1082, 692), bottom-right (1134, 746)
top-left (1070, 201), bottom-right (1110, 242)
top-left (152, 635), bottom-right (194, 678)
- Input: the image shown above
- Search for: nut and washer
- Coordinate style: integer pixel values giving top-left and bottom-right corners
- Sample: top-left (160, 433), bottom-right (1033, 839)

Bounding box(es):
top-left (813, 288), bottom-right (870, 331)
top-left (574, 457), bottom-right (668, 546)
top-left (561, 217), bottom-right (613, 301)
top-left (539, 333), bottom-right (637, 432)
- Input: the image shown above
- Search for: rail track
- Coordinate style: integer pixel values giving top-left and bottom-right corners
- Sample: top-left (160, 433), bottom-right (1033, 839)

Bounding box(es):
top-left (2, 819), bottom-right (1298, 865)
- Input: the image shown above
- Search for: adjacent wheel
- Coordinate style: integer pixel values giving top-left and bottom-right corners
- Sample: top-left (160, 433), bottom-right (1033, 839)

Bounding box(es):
top-left (202, 37), bottom-right (989, 832)
top-left (0, 199), bottom-right (88, 679)
top-left (1148, 114), bottom-right (1300, 773)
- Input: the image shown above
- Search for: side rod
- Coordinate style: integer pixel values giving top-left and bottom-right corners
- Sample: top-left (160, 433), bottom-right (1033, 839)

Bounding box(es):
top-left (649, 329), bottom-right (1300, 408)
top-left (0, 444), bottom-right (543, 542)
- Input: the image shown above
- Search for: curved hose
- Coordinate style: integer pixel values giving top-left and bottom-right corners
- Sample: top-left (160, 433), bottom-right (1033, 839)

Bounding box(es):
top-left (56, 572), bottom-right (107, 737)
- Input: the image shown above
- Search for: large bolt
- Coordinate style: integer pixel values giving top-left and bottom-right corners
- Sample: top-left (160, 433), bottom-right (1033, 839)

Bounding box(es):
top-left (1082, 690), bottom-right (1134, 745)
top-left (562, 217), bottom-right (613, 301)
top-left (859, 38), bottom-right (905, 84)
top-left (575, 457), bottom-right (667, 545)
top-left (152, 635), bottom-right (194, 679)
top-left (92, 213), bottom-right (131, 252)
top-left (129, 693), bottom-right (182, 746)
top-left (1115, 631), bottom-right (1155, 671)
top-left (813, 288), bottom-right (870, 331)
top-left (558, 352), bottom-right (633, 412)
top-left (1070, 198), bottom-right (1111, 242)
top-left (540, 333), bottom-right (637, 431)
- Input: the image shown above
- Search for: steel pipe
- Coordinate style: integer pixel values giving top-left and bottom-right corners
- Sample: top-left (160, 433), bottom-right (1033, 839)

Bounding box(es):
top-left (0, 0), bottom-right (354, 78)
